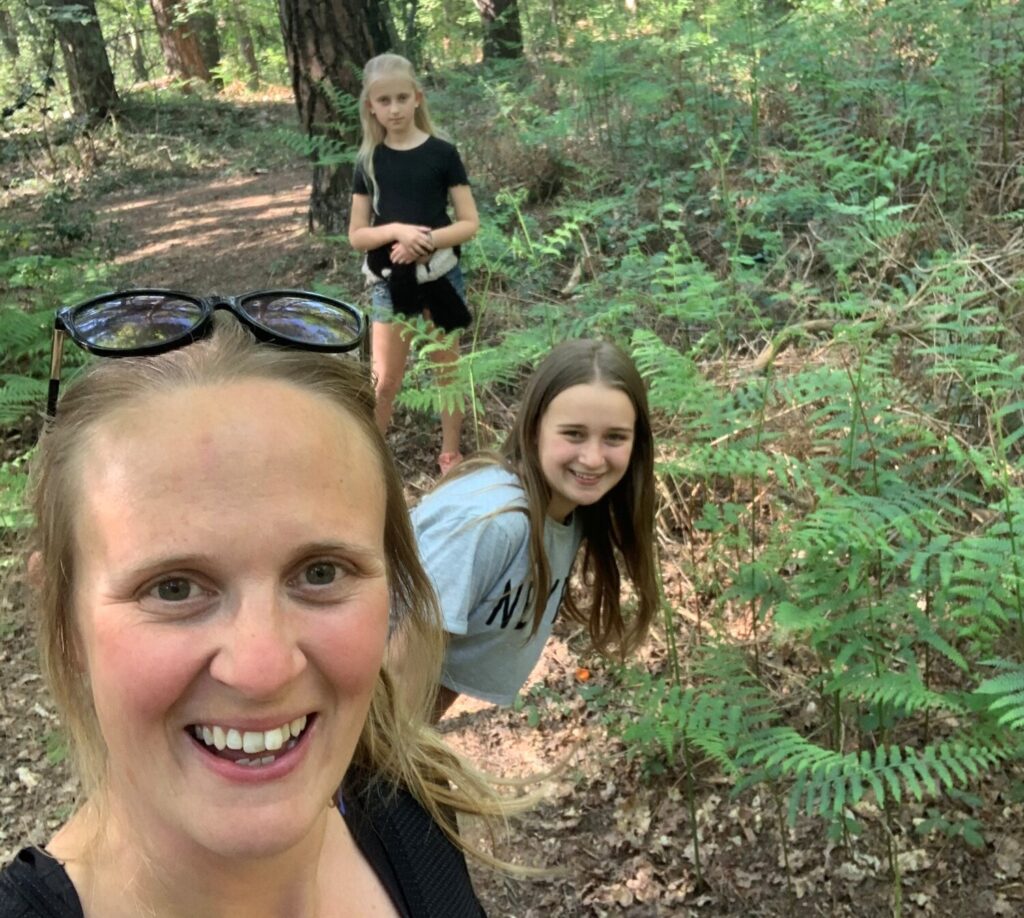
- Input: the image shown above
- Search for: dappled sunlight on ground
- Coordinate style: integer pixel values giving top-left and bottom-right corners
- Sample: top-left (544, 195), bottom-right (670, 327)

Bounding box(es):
top-left (94, 167), bottom-right (341, 293)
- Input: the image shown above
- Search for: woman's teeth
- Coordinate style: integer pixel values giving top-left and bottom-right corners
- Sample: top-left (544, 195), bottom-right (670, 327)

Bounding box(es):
top-left (191, 715), bottom-right (308, 766)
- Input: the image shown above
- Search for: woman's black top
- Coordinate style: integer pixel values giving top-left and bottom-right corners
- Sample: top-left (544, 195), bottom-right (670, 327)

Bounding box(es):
top-left (0, 776), bottom-right (485, 918)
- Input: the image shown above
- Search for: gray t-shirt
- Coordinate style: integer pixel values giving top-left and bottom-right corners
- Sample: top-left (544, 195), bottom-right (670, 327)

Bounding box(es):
top-left (411, 466), bottom-right (583, 704)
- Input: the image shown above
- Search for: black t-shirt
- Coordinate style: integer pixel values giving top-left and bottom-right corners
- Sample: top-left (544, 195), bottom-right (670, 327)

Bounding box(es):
top-left (0, 848), bottom-right (80, 918)
top-left (0, 777), bottom-right (485, 918)
top-left (353, 136), bottom-right (469, 229)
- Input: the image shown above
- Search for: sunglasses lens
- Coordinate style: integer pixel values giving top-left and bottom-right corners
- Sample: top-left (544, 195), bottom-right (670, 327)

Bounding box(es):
top-left (240, 294), bottom-right (361, 347)
top-left (71, 294), bottom-right (204, 349)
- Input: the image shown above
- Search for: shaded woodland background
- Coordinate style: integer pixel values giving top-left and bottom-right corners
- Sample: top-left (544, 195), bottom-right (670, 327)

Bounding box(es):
top-left (3, 0), bottom-right (1024, 914)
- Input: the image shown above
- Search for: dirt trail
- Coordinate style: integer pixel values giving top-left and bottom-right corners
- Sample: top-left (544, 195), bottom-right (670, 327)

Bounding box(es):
top-left (95, 167), bottom-right (337, 292)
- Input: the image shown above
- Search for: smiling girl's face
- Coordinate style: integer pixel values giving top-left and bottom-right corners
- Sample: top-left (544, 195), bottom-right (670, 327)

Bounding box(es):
top-left (70, 378), bottom-right (389, 860)
top-left (535, 382), bottom-right (637, 522)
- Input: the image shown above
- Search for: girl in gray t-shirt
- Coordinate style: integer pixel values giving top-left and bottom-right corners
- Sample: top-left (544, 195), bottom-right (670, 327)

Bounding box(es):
top-left (410, 339), bottom-right (660, 717)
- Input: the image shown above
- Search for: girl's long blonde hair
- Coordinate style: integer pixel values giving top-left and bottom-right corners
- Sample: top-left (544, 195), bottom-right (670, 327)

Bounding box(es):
top-left (24, 316), bottom-right (513, 863)
top-left (356, 53), bottom-right (438, 214)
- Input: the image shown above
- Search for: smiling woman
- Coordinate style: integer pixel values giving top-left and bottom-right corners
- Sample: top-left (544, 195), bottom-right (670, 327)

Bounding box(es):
top-left (0, 315), bottom-right (502, 918)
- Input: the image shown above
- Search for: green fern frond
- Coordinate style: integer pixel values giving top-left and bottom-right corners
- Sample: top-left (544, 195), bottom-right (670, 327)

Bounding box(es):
top-left (976, 662), bottom-right (1024, 729)
top-left (739, 727), bottom-right (1016, 823)
top-left (0, 305), bottom-right (50, 359)
top-left (271, 128), bottom-right (355, 168)
top-left (0, 455), bottom-right (31, 530)
top-left (629, 328), bottom-right (708, 416)
top-left (0, 374), bottom-right (46, 424)
top-left (845, 670), bottom-right (967, 716)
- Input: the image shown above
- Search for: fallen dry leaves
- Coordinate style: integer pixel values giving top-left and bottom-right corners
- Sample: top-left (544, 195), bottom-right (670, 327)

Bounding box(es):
top-left (440, 623), bottom-right (1024, 917)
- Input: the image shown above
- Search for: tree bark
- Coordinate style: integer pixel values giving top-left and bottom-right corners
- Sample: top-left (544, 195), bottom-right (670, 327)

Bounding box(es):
top-left (192, 7), bottom-right (222, 87)
top-left (128, 26), bottom-right (149, 82)
top-left (474, 0), bottom-right (522, 60)
top-left (0, 4), bottom-right (20, 58)
top-left (278, 0), bottom-right (391, 233)
top-left (546, 0), bottom-right (563, 50)
top-left (49, 0), bottom-right (119, 121)
top-left (127, 0), bottom-right (152, 84)
top-left (229, 5), bottom-right (260, 90)
top-left (148, 0), bottom-right (211, 83)
top-left (396, 0), bottom-right (421, 67)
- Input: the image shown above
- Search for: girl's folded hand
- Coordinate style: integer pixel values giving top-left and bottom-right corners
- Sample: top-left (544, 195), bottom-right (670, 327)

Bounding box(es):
top-left (394, 223), bottom-right (432, 254)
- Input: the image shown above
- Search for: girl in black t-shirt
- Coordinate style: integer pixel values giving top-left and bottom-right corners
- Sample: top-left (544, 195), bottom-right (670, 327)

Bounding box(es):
top-left (348, 53), bottom-right (480, 478)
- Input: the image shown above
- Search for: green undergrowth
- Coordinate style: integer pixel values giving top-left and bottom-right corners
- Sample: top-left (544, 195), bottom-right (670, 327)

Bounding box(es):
top-left (390, 3), bottom-right (1024, 909)
top-left (2, 90), bottom-right (304, 197)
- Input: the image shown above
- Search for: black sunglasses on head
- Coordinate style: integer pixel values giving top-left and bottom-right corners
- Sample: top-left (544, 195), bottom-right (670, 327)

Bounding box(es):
top-left (47, 289), bottom-right (367, 417)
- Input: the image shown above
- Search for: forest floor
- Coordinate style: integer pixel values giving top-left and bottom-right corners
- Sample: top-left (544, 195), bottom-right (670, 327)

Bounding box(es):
top-left (2, 99), bottom-right (1023, 917)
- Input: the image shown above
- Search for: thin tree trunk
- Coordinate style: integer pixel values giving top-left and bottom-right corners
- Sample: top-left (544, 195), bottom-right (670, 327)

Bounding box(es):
top-left (0, 5), bottom-right (20, 58)
top-left (229, 5), bottom-right (260, 90)
top-left (278, 0), bottom-right (391, 233)
top-left (400, 0), bottom-right (421, 66)
top-left (127, 25), bottom-right (148, 81)
top-left (126, 0), bottom-right (152, 82)
top-left (547, 0), bottom-right (563, 50)
top-left (192, 8), bottom-right (222, 88)
top-left (474, 0), bottom-right (522, 60)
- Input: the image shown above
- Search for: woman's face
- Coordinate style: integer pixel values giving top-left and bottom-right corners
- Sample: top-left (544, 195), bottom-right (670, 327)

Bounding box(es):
top-left (70, 378), bottom-right (390, 860)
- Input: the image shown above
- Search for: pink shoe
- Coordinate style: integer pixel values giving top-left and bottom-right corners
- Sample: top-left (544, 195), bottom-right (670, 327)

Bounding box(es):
top-left (438, 451), bottom-right (463, 476)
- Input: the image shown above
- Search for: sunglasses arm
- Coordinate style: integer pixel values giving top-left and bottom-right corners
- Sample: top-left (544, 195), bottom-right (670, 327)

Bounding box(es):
top-left (46, 327), bottom-right (66, 418)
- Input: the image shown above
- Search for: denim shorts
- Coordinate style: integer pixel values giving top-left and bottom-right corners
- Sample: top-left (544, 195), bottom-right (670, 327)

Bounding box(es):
top-left (368, 263), bottom-right (467, 324)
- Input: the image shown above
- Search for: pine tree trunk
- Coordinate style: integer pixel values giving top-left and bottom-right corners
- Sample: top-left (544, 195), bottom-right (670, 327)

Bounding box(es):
top-left (125, 0), bottom-right (150, 82)
top-left (192, 8), bottom-right (222, 88)
top-left (546, 0), bottom-right (563, 50)
top-left (49, 0), bottom-right (119, 121)
top-left (278, 0), bottom-right (391, 233)
top-left (148, 0), bottom-right (211, 83)
top-left (0, 5), bottom-right (20, 59)
top-left (474, 0), bottom-right (522, 60)
top-left (398, 0), bottom-right (421, 66)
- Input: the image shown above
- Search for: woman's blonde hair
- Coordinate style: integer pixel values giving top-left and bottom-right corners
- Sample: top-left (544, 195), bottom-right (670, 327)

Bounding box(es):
top-left (25, 316), bottom-right (509, 856)
top-left (356, 53), bottom-right (438, 213)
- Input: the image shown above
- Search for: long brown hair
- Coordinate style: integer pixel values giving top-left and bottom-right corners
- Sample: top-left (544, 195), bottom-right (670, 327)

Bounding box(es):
top-left (502, 339), bottom-right (658, 658)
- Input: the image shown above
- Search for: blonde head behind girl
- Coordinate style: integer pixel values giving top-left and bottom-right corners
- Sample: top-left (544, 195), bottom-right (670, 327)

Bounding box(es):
top-left (357, 53), bottom-right (438, 209)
